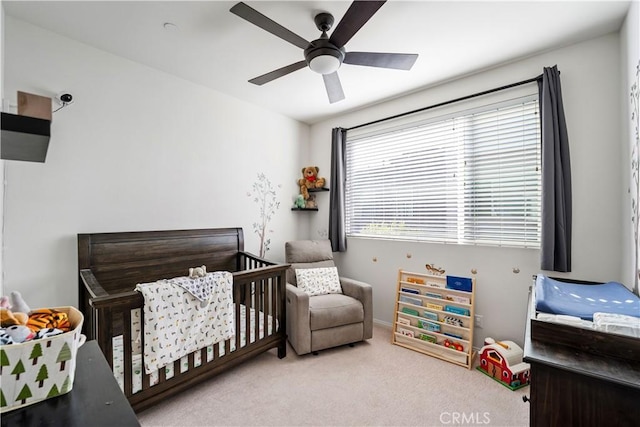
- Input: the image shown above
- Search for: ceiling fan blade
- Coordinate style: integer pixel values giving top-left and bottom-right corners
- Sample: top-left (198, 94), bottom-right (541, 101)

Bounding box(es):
top-left (329, 0), bottom-right (386, 48)
top-left (230, 2), bottom-right (309, 50)
top-left (323, 72), bottom-right (345, 104)
top-left (344, 52), bottom-right (418, 70)
top-left (249, 61), bottom-right (308, 86)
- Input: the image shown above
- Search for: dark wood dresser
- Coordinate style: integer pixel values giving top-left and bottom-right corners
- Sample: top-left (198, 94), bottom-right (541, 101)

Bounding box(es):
top-left (523, 293), bottom-right (640, 426)
top-left (1, 340), bottom-right (139, 427)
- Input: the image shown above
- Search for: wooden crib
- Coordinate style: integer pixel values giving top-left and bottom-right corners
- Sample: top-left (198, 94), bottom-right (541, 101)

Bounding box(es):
top-left (77, 228), bottom-right (288, 412)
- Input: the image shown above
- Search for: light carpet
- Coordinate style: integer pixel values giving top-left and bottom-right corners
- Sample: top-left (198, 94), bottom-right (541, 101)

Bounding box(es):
top-left (137, 324), bottom-right (529, 426)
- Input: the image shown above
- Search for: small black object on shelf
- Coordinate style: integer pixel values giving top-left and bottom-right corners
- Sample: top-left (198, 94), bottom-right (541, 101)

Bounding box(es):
top-left (309, 187), bottom-right (330, 192)
top-left (291, 207), bottom-right (319, 211)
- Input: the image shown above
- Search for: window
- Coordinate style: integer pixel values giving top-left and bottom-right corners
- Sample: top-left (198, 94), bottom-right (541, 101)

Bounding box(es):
top-left (345, 95), bottom-right (541, 248)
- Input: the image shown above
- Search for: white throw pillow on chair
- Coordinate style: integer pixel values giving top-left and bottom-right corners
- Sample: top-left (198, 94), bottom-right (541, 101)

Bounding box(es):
top-left (295, 267), bottom-right (342, 296)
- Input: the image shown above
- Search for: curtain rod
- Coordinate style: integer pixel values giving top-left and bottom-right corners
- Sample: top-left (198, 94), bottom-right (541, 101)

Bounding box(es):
top-left (346, 73), bottom-right (543, 132)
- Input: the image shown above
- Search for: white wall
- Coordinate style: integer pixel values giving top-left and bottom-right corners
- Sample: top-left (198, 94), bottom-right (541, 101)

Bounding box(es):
top-left (621, 0), bottom-right (640, 291)
top-left (309, 33), bottom-right (624, 348)
top-left (2, 17), bottom-right (310, 309)
top-left (0, 4), bottom-right (5, 295)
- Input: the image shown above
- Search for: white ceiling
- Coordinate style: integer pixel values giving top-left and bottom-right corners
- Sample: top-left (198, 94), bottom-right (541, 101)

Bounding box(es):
top-left (2, 1), bottom-right (631, 124)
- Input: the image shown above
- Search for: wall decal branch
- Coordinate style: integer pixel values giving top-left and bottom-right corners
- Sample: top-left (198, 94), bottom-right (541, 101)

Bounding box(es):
top-left (248, 173), bottom-right (281, 258)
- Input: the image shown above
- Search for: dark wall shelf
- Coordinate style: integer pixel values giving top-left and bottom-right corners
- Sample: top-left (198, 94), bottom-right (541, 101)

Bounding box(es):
top-left (1, 112), bottom-right (51, 162)
top-left (292, 187), bottom-right (328, 212)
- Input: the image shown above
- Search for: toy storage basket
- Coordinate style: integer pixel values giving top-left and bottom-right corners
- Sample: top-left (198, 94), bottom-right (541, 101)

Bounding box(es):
top-left (0, 306), bottom-right (85, 413)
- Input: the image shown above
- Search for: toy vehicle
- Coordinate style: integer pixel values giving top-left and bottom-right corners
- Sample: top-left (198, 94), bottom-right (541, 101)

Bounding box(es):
top-left (443, 339), bottom-right (463, 351)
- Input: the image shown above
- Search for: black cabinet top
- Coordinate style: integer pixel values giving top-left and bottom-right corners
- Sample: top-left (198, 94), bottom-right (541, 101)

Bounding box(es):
top-left (1, 340), bottom-right (139, 427)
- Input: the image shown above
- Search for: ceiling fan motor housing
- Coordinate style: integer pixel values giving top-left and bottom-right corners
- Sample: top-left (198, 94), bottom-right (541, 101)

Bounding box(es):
top-left (314, 12), bottom-right (334, 32)
top-left (304, 38), bottom-right (345, 73)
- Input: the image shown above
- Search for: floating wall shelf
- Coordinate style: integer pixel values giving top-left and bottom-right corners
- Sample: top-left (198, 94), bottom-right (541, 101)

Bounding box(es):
top-left (1, 112), bottom-right (51, 162)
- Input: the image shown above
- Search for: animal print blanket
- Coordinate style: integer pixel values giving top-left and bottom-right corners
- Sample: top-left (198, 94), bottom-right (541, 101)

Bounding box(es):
top-left (135, 271), bottom-right (234, 373)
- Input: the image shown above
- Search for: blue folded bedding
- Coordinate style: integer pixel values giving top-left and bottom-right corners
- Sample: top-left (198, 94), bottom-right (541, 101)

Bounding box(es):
top-left (535, 275), bottom-right (640, 321)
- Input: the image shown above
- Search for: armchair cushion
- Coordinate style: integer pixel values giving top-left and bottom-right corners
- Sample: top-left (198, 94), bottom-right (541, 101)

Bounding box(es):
top-left (295, 267), bottom-right (342, 296)
top-left (286, 240), bottom-right (334, 263)
top-left (285, 240), bottom-right (336, 286)
top-left (309, 294), bottom-right (364, 330)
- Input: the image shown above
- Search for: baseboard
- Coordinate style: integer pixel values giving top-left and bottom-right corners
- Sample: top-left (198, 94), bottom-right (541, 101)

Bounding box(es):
top-left (373, 319), bottom-right (392, 329)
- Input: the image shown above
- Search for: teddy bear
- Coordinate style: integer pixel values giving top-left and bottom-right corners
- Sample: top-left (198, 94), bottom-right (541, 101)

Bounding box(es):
top-left (293, 194), bottom-right (306, 209)
top-left (297, 166), bottom-right (326, 200)
top-left (189, 265), bottom-right (207, 279)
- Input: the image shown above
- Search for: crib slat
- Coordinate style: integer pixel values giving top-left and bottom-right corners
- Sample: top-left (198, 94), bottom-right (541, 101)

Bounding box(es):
top-left (245, 280), bottom-right (252, 346)
top-left (255, 280), bottom-right (261, 339)
top-left (158, 363), bottom-right (166, 383)
top-left (122, 309), bottom-right (133, 396)
top-left (235, 283), bottom-right (241, 351)
top-left (263, 279), bottom-right (270, 336)
top-left (140, 314), bottom-right (151, 391)
top-left (272, 276), bottom-right (278, 335)
top-left (98, 307), bottom-right (114, 369)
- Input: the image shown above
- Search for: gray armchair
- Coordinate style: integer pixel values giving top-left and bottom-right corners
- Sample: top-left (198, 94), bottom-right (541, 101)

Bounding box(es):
top-left (285, 240), bottom-right (373, 355)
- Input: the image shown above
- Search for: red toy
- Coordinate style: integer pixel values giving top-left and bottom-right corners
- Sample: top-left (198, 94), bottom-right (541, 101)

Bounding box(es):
top-left (477, 337), bottom-right (530, 390)
top-left (443, 339), bottom-right (463, 352)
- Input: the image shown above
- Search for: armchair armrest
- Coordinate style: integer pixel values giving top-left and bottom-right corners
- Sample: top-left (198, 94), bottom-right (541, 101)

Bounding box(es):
top-left (340, 277), bottom-right (373, 340)
top-left (286, 284), bottom-right (312, 355)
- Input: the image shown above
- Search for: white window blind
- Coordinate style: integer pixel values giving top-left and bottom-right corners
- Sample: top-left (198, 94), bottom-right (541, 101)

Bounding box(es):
top-left (345, 95), bottom-right (541, 248)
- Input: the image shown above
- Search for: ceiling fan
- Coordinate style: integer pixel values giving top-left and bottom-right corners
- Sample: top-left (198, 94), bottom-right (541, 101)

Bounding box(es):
top-left (230, 1), bottom-right (419, 104)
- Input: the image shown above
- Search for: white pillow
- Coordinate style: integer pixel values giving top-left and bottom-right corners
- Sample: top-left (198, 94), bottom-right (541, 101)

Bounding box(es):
top-left (295, 267), bottom-right (342, 296)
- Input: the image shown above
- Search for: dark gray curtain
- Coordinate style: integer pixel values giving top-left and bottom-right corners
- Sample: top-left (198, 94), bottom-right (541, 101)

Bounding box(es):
top-left (329, 127), bottom-right (347, 252)
top-left (539, 65), bottom-right (572, 272)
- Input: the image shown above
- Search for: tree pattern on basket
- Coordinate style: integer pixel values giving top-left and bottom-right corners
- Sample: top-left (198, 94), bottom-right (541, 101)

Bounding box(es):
top-left (57, 343), bottom-right (72, 371)
top-left (0, 316), bottom-right (81, 412)
top-left (36, 364), bottom-right (49, 387)
top-left (60, 375), bottom-right (71, 394)
top-left (30, 343), bottom-right (43, 365)
top-left (11, 359), bottom-right (25, 380)
top-left (47, 384), bottom-right (60, 399)
top-left (16, 384), bottom-right (32, 404)
top-left (1, 350), bottom-right (8, 374)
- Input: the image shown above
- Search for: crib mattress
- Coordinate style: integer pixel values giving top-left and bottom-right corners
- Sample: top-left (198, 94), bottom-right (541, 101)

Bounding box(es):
top-left (535, 275), bottom-right (640, 321)
top-left (112, 304), bottom-right (275, 394)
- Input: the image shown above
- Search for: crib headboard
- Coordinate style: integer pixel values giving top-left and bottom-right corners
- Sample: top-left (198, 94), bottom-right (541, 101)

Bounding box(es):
top-left (78, 227), bottom-right (245, 294)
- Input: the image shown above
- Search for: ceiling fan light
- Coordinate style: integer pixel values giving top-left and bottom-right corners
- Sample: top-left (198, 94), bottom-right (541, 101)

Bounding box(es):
top-left (309, 54), bottom-right (341, 74)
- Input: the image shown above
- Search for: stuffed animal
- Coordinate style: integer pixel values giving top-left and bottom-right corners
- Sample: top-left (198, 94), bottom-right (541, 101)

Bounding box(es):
top-left (2, 324), bottom-right (35, 344)
top-left (189, 265), bottom-right (207, 279)
top-left (294, 194), bottom-right (306, 209)
top-left (10, 291), bottom-right (31, 314)
top-left (34, 327), bottom-right (64, 340)
top-left (0, 296), bottom-right (11, 308)
top-left (305, 195), bottom-right (317, 209)
top-left (0, 307), bottom-right (28, 327)
top-left (27, 308), bottom-right (70, 333)
top-left (297, 166), bottom-right (326, 199)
